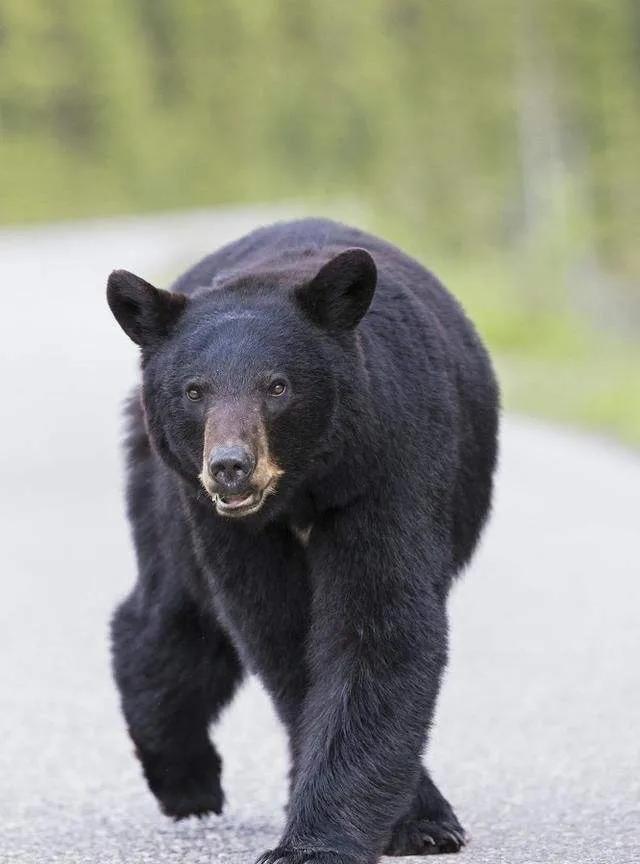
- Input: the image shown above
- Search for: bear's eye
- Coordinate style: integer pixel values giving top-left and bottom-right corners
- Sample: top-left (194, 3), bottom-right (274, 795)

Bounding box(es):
top-left (186, 384), bottom-right (203, 401)
top-left (268, 379), bottom-right (287, 398)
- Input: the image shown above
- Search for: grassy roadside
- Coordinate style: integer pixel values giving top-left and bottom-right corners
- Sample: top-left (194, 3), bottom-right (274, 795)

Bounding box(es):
top-left (438, 257), bottom-right (640, 448)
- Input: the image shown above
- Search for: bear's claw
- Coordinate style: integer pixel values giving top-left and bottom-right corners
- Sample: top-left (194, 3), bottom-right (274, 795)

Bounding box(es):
top-left (385, 818), bottom-right (468, 855)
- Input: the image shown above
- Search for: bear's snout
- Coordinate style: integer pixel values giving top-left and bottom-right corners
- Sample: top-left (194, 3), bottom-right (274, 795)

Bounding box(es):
top-left (208, 444), bottom-right (256, 494)
top-left (199, 408), bottom-right (284, 518)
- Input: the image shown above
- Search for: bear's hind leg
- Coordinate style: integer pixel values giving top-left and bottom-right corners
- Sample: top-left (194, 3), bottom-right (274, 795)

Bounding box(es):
top-left (111, 589), bottom-right (243, 819)
top-left (385, 767), bottom-right (467, 856)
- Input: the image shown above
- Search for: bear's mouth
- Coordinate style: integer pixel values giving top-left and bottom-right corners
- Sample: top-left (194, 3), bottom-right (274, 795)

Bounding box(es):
top-left (213, 488), bottom-right (266, 518)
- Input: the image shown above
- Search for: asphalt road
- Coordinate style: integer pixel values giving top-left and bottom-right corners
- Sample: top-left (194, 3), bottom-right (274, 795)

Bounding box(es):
top-left (1, 209), bottom-right (638, 864)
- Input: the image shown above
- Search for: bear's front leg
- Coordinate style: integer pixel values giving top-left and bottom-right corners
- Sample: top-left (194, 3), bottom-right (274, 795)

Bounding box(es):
top-left (257, 496), bottom-right (451, 864)
top-left (112, 585), bottom-right (243, 819)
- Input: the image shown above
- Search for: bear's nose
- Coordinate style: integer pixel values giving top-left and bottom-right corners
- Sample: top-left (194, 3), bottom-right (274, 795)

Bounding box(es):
top-left (208, 445), bottom-right (255, 492)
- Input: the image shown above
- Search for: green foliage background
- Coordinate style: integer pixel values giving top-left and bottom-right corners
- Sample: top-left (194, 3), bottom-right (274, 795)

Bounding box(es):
top-left (1, 1), bottom-right (639, 442)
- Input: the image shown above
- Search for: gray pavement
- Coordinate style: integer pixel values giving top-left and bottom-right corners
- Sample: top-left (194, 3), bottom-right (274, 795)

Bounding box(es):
top-left (1, 209), bottom-right (638, 864)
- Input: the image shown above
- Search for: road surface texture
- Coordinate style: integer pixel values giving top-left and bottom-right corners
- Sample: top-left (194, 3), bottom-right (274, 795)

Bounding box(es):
top-left (1, 209), bottom-right (638, 864)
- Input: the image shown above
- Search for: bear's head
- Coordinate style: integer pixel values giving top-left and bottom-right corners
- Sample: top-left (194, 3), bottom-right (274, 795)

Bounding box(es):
top-left (107, 248), bottom-right (376, 520)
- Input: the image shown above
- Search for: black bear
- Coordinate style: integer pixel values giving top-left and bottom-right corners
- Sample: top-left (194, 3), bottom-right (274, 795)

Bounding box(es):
top-left (107, 218), bottom-right (499, 862)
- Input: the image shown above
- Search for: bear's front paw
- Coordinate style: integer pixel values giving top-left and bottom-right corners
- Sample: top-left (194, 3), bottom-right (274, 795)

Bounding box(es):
top-left (385, 817), bottom-right (468, 856)
top-left (156, 772), bottom-right (224, 821)
top-left (139, 746), bottom-right (224, 820)
top-left (256, 847), bottom-right (365, 864)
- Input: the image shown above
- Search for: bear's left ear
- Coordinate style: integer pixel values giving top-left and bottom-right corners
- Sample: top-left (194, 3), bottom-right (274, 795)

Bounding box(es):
top-left (107, 269), bottom-right (187, 347)
top-left (295, 248), bottom-right (377, 332)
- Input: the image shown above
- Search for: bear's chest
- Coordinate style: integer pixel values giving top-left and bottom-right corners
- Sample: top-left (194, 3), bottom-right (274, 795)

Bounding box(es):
top-left (290, 522), bottom-right (312, 546)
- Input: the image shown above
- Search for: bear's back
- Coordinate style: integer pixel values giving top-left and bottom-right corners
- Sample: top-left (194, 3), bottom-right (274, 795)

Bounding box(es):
top-left (170, 219), bottom-right (478, 366)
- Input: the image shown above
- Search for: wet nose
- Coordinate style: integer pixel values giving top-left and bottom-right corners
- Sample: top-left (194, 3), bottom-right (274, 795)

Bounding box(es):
top-left (208, 445), bottom-right (255, 492)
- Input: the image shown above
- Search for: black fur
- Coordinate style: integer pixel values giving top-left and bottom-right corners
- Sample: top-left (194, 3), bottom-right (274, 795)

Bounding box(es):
top-left (108, 219), bottom-right (499, 861)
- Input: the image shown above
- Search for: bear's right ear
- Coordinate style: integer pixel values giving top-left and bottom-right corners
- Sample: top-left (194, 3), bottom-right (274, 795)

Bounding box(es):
top-left (107, 270), bottom-right (187, 347)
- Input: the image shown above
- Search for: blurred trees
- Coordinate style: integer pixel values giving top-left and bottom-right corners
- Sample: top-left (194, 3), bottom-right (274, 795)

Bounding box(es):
top-left (0, 0), bottom-right (638, 287)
